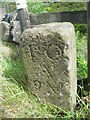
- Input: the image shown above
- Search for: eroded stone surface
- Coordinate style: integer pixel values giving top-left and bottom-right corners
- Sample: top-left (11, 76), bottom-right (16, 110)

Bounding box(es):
top-left (10, 21), bottom-right (21, 44)
top-left (0, 21), bottom-right (10, 41)
top-left (20, 22), bottom-right (77, 110)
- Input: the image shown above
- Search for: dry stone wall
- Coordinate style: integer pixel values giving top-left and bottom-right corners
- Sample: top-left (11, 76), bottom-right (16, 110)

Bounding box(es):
top-left (20, 22), bottom-right (77, 110)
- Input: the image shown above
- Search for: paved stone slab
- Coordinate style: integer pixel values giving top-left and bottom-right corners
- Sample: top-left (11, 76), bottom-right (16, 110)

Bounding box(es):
top-left (20, 22), bottom-right (77, 110)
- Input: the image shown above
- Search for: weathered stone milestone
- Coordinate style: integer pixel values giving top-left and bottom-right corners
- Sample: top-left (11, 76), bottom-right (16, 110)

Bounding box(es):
top-left (20, 22), bottom-right (77, 110)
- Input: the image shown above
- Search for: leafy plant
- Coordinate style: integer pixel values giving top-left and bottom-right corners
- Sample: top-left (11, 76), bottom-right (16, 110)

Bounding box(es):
top-left (27, 2), bottom-right (87, 13)
top-left (76, 30), bottom-right (87, 79)
top-left (27, 2), bottom-right (50, 13)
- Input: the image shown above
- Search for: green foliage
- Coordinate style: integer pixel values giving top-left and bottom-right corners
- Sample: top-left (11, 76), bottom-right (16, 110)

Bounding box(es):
top-left (1, 2), bottom-right (16, 13)
top-left (76, 30), bottom-right (87, 79)
top-left (27, 2), bottom-right (86, 13)
top-left (27, 2), bottom-right (50, 13)
top-left (0, 1), bottom-right (87, 14)
top-left (77, 55), bottom-right (87, 79)
top-left (75, 24), bottom-right (87, 34)
top-left (1, 2), bottom-right (86, 14)
top-left (48, 2), bottom-right (86, 12)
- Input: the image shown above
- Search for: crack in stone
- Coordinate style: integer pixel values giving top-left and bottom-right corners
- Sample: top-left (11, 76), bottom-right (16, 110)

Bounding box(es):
top-left (47, 81), bottom-right (55, 94)
top-left (44, 64), bottom-right (52, 79)
top-left (29, 45), bottom-right (34, 62)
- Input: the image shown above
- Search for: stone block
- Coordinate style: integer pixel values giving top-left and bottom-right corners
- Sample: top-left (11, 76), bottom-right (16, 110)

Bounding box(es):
top-left (20, 22), bottom-right (77, 110)
top-left (0, 21), bottom-right (10, 41)
top-left (10, 21), bottom-right (21, 44)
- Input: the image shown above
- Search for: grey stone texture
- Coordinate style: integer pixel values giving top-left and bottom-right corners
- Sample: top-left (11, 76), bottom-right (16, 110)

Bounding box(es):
top-left (0, 21), bottom-right (10, 41)
top-left (20, 22), bottom-right (77, 110)
top-left (0, 8), bottom-right (6, 22)
top-left (10, 21), bottom-right (21, 44)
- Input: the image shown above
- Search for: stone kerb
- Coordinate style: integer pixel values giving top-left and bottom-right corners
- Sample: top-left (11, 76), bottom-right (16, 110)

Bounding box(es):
top-left (20, 22), bottom-right (77, 111)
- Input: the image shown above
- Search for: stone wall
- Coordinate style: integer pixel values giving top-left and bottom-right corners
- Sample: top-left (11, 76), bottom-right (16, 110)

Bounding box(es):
top-left (1, 11), bottom-right (86, 44)
top-left (30, 11), bottom-right (87, 25)
top-left (20, 22), bottom-right (77, 111)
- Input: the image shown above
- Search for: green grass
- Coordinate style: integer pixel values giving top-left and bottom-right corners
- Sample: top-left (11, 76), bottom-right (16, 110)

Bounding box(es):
top-left (3, 57), bottom-right (28, 91)
top-left (76, 30), bottom-right (87, 79)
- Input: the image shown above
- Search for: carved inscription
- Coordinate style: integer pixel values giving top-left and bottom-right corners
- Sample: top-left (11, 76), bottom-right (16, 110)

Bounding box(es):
top-left (21, 23), bottom-right (77, 110)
